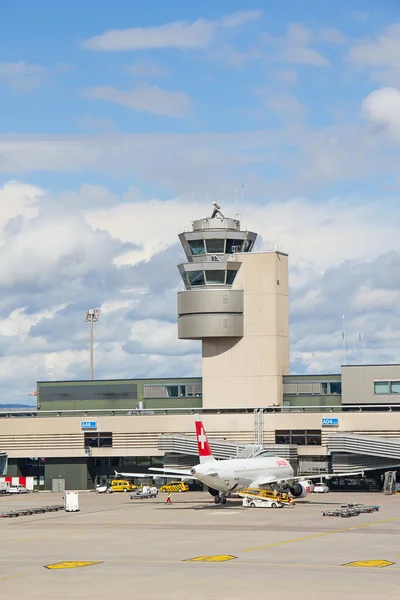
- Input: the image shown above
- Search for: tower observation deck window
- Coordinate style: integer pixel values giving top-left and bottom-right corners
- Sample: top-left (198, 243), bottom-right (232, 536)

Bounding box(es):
top-left (188, 271), bottom-right (205, 286)
top-left (226, 239), bottom-right (243, 254)
top-left (205, 270), bottom-right (226, 285)
top-left (188, 240), bottom-right (205, 255)
top-left (244, 240), bottom-right (254, 252)
top-left (205, 239), bottom-right (225, 253)
top-left (226, 271), bottom-right (238, 285)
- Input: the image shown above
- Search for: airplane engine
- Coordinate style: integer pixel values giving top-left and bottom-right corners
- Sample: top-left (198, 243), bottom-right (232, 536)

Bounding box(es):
top-left (208, 487), bottom-right (219, 497)
top-left (289, 481), bottom-right (311, 498)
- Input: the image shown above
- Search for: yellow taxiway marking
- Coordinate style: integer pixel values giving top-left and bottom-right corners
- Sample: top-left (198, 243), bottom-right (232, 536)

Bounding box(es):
top-left (0, 573), bottom-right (27, 581)
top-left (243, 514), bottom-right (400, 553)
top-left (185, 555), bottom-right (236, 563)
top-left (343, 560), bottom-right (394, 568)
top-left (45, 561), bottom-right (102, 570)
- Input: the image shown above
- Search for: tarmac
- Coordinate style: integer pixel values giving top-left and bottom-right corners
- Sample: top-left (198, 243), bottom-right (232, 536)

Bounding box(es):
top-left (0, 490), bottom-right (400, 599)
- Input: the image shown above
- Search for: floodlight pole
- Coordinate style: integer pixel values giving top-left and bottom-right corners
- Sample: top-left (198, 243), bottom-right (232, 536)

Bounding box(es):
top-left (89, 317), bottom-right (94, 380)
top-left (86, 309), bottom-right (100, 381)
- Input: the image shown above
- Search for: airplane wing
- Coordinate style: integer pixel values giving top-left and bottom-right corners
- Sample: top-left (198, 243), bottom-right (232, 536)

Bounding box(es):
top-left (249, 476), bottom-right (278, 487)
top-left (148, 467), bottom-right (196, 478)
top-left (114, 470), bottom-right (196, 480)
top-left (249, 471), bottom-right (365, 488)
top-left (299, 471), bottom-right (365, 481)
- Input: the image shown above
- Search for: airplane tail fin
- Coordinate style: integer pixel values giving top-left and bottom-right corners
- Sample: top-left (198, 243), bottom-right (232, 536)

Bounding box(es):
top-left (194, 415), bottom-right (215, 463)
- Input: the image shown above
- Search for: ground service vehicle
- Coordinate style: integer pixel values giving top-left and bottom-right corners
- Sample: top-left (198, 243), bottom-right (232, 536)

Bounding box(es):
top-left (95, 484), bottom-right (113, 494)
top-left (131, 486), bottom-right (158, 499)
top-left (7, 485), bottom-right (28, 494)
top-left (111, 480), bottom-right (136, 493)
top-left (242, 496), bottom-right (283, 508)
top-left (159, 481), bottom-right (189, 493)
top-left (314, 483), bottom-right (330, 493)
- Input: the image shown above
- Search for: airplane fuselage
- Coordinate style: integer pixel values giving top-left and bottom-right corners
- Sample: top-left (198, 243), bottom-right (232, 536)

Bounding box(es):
top-left (191, 456), bottom-right (294, 493)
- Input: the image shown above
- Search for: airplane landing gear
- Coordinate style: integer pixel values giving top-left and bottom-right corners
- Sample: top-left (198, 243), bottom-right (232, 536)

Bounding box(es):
top-left (214, 493), bottom-right (227, 505)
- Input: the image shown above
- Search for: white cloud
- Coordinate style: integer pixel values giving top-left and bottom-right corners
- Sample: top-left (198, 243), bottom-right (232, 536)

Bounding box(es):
top-left (274, 68), bottom-right (298, 85)
top-left (123, 59), bottom-right (169, 77)
top-left (361, 86), bottom-right (400, 138)
top-left (82, 10), bottom-right (261, 52)
top-left (85, 85), bottom-right (191, 118)
top-left (220, 10), bottom-right (262, 29)
top-left (0, 118), bottom-right (383, 196)
top-left (318, 28), bottom-right (346, 45)
top-left (0, 61), bottom-right (72, 91)
top-left (0, 305), bottom-right (66, 337)
top-left (77, 115), bottom-right (117, 133)
top-left (1, 180), bottom-right (400, 397)
top-left (0, 61), bottom-right (44, 90)
top-left (352, 285), bottom-right (400, 311)
top-left (263, 92), bottom-right (306, 119)
top-left (264, 23), bottom-right (330, 67)
top-left (347, 24), bottom-right (400, 67)
top-left (347, 25), bottom-right (400, 85)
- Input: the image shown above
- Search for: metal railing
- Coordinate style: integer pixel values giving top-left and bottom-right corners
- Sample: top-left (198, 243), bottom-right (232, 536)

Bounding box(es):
top-left (1, 403), bottom-right (400, 418)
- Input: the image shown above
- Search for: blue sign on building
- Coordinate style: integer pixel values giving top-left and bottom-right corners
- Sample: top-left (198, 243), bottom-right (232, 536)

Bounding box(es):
top-left (81, 421), bottom-right (97, 430)
top-left (321, 417), bottom-right (339, 427)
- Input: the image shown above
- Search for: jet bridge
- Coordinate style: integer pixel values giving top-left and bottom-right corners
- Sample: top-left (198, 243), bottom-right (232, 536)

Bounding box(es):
top-left (327, 433), bottom-right (400, 473)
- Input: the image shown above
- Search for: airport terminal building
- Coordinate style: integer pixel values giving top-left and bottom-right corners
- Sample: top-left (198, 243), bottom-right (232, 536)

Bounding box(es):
top-left (3, 206), bottom-right (400, 490)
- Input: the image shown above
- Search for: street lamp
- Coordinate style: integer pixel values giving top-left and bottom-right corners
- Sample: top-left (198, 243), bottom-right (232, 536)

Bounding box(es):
top-left (85, 309), bottom-right (100, 380)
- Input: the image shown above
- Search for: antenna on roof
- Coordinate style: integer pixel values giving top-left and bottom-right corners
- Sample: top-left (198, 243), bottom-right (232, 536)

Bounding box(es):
top-left (342, 314), bottom-right (346, 366)
top-left (211, 201), bottom-right (224, 219)
top-left (359, 318), bottom-right (365, 364)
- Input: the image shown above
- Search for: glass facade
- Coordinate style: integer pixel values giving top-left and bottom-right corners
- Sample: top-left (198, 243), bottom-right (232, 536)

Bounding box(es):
top-left (39, 383), bottom-right (138, 404)
top-left (188, 240), bottom-right (205, 255)
top-left (275, 430), bottom-right (322, 445)
top-left (226, 270), bottom-right (237, 285)
top-left (226, 239), bottom-right (243, 254)
top-left (205, 239), bottom-right (225, 253)
top-left (188, 271), bottom-right (205, 286)
top-left (205, 270), bottom-right (226, 285)
top-left (374, 381), bottom-right (400, 395)
top-left (143, 383), bottom-right (202, 399)
top-left (84, 432), bottom-right (112, 448)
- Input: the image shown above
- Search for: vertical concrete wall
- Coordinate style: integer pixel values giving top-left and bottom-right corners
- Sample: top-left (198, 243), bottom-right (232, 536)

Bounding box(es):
top-left (202, 252), bottom-right (289, 408)
top-left (44, 458), bottom-right (92, 490)
top-left (342, 365), bottom-right (400, 404)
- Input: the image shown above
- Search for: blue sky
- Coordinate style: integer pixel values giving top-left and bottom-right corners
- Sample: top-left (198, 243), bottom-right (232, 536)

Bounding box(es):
top-left (1, 1), bottom-right (400, 402)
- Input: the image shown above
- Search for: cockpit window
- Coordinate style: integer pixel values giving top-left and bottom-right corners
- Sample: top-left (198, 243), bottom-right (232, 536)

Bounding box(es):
top-left (256, 451), bottom-right (276, 458)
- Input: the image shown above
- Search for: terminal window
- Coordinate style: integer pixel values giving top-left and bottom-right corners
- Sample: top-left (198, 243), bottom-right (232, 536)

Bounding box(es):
top-left (275, 430), bottom-right (321, 446)
top-left (143, 383), bottom-right (202, 399)
top-left (84, 432), bottom-right (112, 448)
top-left (374, 381), bottom-right (400, 395)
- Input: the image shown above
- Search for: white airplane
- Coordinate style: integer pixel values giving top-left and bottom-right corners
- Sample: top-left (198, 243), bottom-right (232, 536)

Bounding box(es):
top-left (119, 415), bottom-right (363, 504)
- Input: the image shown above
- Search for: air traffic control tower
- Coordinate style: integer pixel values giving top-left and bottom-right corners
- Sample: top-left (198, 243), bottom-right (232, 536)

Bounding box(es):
top-left (177, 204), bottom-right (289, 408)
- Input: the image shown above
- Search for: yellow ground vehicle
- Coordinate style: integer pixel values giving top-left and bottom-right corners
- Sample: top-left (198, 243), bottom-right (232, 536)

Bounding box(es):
top-left (240, 488), bottom-right (291, 503)
top-left (110, 479), bottom-right (137, 493)
top-left (159, 481), bottom-right (189, 493)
